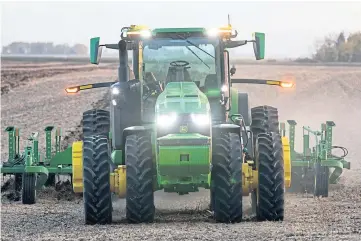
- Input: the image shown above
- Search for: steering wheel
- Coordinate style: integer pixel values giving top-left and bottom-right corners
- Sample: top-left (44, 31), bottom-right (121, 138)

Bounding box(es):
top-left (170, 60), bottom-right (190, 67)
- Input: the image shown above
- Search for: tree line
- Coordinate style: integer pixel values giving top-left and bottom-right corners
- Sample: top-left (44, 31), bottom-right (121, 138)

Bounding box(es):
top-left (2, 42), bottom-right (88, 55)
top-left (296, 31), bottom-right (361, 63)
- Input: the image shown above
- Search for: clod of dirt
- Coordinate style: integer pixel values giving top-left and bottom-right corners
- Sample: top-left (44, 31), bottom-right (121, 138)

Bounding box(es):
top-left (1, 176), bottom-right (22, 202)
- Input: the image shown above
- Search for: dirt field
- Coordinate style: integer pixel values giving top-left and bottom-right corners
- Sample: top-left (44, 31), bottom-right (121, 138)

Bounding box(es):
top-left (1, 61), bottom-right (360, 240)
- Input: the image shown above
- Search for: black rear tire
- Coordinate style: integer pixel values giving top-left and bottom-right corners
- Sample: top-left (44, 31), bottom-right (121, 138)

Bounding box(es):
top-left (251, 105), bottom-right (279, 143)
top-left (83, 135), bottom-right (112, 225)
top-left (256, 132), bottom-right (284, 221)
top-left (314, 163), bottom-right (329, 197)
top-left (82, 109), bottom-right (110, 139)
top-left (125, 133), bottom-right (155, 223)
top-left (211, 132), bottom-right (243, 223)
top-left (22, 173), bottom-right (36, 204)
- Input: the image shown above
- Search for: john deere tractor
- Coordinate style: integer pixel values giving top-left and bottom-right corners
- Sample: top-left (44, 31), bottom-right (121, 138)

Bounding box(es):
top-left (63, 24), bottom-right (295, 224)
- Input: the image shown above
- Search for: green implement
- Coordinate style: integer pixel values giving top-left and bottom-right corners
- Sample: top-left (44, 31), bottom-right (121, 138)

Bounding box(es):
top-left (281, 120), bottom-right (351, 197)
top-left (1, 126), bottom-right (72, 204)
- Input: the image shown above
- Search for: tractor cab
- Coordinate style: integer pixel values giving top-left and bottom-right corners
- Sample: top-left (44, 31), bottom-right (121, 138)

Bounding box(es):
top-left (140, 35), bottom-right (220, 96)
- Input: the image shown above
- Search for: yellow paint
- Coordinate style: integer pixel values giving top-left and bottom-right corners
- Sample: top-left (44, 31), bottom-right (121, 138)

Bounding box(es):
top-left (117, 166), bottom-right (126, 198)
top-left (110, 172), bottom-right (116, 193)
top-left (130, 25), bottom-right (150, 31)
top-left (71, 141), bottom-right (127, 196)
top-left (282, 136), bottom-right (292, 188)
top-left (241, 162), bottom-right (258, 196)
top-left (109, 165), bottom-right (127, 198)
top-left (266, 80), bottom-right (280, 85)
top-left (138, 41), bottom-right (143, 81)
top-left (79, 84), bottom-right (93, 90)
top-left (72, 141), bottom-right (83, 193)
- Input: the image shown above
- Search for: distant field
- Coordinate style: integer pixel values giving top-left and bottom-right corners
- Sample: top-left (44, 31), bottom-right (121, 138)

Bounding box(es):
top-left (2, 54), bottom-right (361, 67)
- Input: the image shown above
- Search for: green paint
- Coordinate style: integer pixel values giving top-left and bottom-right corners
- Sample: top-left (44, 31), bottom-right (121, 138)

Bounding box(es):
top-left (111, 150), bottom-right (123, 165)
top-left (5, 126), bottom-right (16, 161)
top-left (284, 120), bottom-right (350, 185)
top-left (49, 146), bottom-right (72, 166)
top-left (155, 82), bottom-right (210, 114)
top-left (229, 87), bottom-right (239, 117)
top-left (253, 32), bottom-right (265, 60)
top-left (44, 126), bottom-right (54, 162)
top-left (90, 37), bottom-right (101, 64)
top-left (156, 133), bottom-right (211, 189)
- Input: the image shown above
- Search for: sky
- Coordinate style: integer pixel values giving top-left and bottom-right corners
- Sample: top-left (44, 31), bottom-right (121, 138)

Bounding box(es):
top-left (1, 0), bottom-right (361, 58)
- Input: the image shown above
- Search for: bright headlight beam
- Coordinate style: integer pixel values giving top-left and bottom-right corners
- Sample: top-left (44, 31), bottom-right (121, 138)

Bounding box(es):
top-left (140, 30), bottom-right (152, 38)
top-left (191, 113), bottom-right (210, 125)
top-left (221, 85), bottom-right (228, 92)
top-left (207, 28), bottom-right (219, 37)
top-left (112, 87), bottom-right (120, 95)
top-left (157, 113), bottom-right (177, 127)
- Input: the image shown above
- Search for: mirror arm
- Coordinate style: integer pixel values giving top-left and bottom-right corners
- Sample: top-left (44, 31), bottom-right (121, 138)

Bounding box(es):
top-left (231, 79), bottom-right (269, 85)
top-left (231, 79), bottom-right (284, 86)
top-left (100, 43), bottom-right (135, 50)
top-left (231, 79), bottom-right (293, 88)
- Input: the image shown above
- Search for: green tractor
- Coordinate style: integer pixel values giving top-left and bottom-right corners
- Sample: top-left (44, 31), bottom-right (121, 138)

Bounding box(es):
top-left (65, 24), bottom-right (294, 224)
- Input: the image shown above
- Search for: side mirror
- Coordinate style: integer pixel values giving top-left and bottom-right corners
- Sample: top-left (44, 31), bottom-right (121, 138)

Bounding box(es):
top-left (90, 37), bottom-right (103, 64)
top-left (252, 32), bottom-right (265, 60)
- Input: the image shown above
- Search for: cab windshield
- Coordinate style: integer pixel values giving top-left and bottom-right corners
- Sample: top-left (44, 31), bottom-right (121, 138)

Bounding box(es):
top-left (142, 37), bottom-right (220, 88)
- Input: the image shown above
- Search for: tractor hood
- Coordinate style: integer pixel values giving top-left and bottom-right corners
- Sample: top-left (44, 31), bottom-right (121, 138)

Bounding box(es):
top-left (155, 82), bottom-right (210, 114)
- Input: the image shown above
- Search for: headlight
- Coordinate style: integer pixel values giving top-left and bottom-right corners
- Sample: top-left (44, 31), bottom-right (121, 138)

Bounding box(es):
top-left (112, 99), bottom-right (117, 106)
top-left (112, 87), bottom-right (120, 95)
top-left (191, 113), bottom-right (210, 125)
top-left (157, 113), bottom-right (177, 127)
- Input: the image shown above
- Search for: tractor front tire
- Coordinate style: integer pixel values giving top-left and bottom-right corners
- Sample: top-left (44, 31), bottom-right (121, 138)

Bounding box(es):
top-left (256, 132), bottom-right (284, 221)
top-left (211, 132), bottom-right (243, 223)
top-left (83, 135), bottom-right (112, 225)
top-left (314, 163), bottom-right (329, 197)
top-left (22, 173), bottom-right (36, 204)
top-left (82, 109), bottom-right (110, 138)
top-left (125, 133), bottom-right (155, 223)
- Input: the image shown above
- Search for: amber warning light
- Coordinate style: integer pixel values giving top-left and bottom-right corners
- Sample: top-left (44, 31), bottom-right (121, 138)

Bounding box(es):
top-left (65, 86), bottom-right (80, 93)
top-left (280, 75), bottom-right (295, 88)
top-left (280, 81), bottom-right (294, 88)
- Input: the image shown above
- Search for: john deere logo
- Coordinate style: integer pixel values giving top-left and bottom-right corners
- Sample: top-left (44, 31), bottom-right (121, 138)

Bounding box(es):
top-left (180, 125), bottom-right (188, 133)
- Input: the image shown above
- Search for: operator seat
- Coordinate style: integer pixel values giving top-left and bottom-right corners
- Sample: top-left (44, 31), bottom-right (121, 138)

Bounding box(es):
top-left (165, 66), bottom-right (192, 85)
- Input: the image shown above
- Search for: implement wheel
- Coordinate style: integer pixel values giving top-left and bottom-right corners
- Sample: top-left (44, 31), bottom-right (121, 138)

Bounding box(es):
top-left (82, 109), bottom-right (110, 138)
top-left (314, 163), bottom-right (329, 197)
top-left (125, 133), bottom-right (155, 223)
top-left (22, 173), bottom-right (36, 204)
top-left (83, 135), bottom-right (112, 225)
top-left (211, 132), bottom-right (243, 223)
top-left (287, 167), bottom-right (303, 193)
top-left (255, 132), bottom-right (284, 221)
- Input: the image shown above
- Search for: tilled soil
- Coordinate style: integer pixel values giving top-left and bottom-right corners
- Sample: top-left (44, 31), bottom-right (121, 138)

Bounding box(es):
top-left (1, 62), bottom-right (361, 241)
top-left (0, 63), bottom-right (115, 95)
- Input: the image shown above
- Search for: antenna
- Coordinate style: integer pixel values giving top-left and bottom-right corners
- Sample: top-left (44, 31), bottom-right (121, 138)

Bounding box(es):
top-left (228, 14), bottom-right (231, 27)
